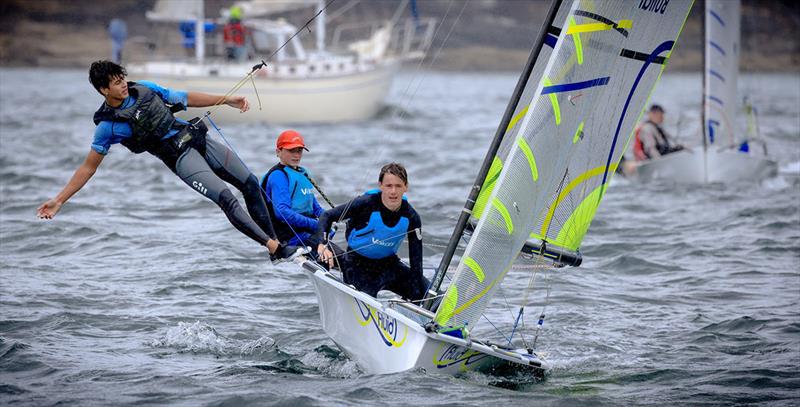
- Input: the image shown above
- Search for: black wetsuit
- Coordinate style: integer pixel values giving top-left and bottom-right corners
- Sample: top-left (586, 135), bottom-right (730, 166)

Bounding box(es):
top-left (315, 192), bottom-right (429, 301)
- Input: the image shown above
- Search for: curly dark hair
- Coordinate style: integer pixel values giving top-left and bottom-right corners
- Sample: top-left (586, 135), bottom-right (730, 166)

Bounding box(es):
top-left (379, 162), bottom-right (408, 185)
top-left (89, 60), bottom-right (127, 94)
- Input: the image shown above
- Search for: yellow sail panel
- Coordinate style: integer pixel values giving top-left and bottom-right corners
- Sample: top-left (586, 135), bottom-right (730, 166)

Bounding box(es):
top-left (472, 157), bottom-right (503, 220)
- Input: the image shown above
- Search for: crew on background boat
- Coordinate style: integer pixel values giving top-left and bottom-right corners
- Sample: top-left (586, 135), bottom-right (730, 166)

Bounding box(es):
top-left (261, 130), bottom-right (325, 254)
top-left (315, 163), bottom-right (430, 301)
top-left (107, 18), bottom-right (127, 64)
top-left (223, 6), bottom-right (248, 62)
top-left (36, 60), bottom-right (301, 262)
top-left (633, 104), bottom-right (685, 161)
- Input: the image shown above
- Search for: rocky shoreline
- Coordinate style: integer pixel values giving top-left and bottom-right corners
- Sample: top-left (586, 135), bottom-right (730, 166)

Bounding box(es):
top-left (0, 1), bottom-right (797, 72)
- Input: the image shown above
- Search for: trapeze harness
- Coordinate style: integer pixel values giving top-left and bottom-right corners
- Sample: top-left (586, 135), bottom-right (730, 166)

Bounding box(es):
top-left (92, 82), bottom-right (207, 171)
top-left (261, 163), bottom-right (317, 242)
top-left (346, 190), bottom-right (409, 260)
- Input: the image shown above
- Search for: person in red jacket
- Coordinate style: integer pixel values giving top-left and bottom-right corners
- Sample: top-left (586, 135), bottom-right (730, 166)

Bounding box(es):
top-left (223, 6), bottom-right (247, 61)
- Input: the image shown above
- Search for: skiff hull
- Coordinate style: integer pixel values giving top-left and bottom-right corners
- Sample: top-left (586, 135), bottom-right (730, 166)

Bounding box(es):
top-left (628, 148), bottom-right (777, 183)
top-left (299, 259), bottom-right (548, 376)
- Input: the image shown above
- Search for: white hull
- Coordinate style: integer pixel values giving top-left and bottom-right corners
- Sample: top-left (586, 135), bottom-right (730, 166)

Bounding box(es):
top-left (130, 61), bottom-right (399, 124)
top-left (299, 259), bottom-right (548, 376)
top-left (628, 148), bottom-right (777, 183)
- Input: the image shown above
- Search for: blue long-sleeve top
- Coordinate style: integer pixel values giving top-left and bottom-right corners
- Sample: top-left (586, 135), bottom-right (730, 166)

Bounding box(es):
top-left (266, 169), bottom-right (324, 233)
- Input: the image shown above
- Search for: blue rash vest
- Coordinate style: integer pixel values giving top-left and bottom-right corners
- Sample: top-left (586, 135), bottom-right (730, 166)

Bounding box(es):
top-left (348, 211), bottom-right (409, 259)
top-left (315, 190), bottom-right (423, 273)
top-left (262, 163), bottom-right (324, 243)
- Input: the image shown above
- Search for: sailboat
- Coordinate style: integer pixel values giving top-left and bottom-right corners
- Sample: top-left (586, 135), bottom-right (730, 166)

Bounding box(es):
top-left (128, 0), bottom-right (435, 124)
top-left (296, 0), bottom-right (694, 375)
top-left (629, 0), bottom-right (777, 183)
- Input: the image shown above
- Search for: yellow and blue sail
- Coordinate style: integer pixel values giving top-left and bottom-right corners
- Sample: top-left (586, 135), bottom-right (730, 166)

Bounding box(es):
top-left (437, 0), bottom-right (695, 329)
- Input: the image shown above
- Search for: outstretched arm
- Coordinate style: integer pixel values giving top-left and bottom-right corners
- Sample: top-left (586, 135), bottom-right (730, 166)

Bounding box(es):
top-left (37, 150), bottom-right (105, 219)
top-left (187, 92), bottom-right (250, 113)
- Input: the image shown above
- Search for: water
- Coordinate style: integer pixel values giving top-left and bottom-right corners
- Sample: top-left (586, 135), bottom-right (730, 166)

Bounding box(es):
top-left (1, 68), bottom-right (799, 405)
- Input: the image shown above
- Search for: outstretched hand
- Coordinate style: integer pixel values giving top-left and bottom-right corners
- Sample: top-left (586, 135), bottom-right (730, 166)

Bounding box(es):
top-left (225, 95), bottom-right (250, 113)
top-left (37, 199), bottom-right (62, 219)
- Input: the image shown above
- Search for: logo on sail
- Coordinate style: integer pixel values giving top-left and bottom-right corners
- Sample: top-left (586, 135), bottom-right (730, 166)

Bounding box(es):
top-left (639, 0), bottom-right (669, 14)
top-left (353, 299), bottom-right (407, 348)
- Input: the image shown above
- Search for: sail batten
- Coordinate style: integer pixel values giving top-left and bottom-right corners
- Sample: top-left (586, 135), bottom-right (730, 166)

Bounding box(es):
top-left (434, 0), bottom-right (694, 329)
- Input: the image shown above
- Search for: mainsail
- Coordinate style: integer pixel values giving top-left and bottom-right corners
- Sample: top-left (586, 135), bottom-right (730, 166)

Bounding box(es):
top-left (434, 0), bottom-right (694, 329)
top-left (471, 4), bottom-right (573, 223)
top-left (704, 0), bottom-right (740, 148)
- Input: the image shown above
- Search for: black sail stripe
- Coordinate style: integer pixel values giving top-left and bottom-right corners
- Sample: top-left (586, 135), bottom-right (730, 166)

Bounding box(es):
top-left (574, 9), bottom-right (629, 37)
top-left (620, 48), bottom-right (667, 65)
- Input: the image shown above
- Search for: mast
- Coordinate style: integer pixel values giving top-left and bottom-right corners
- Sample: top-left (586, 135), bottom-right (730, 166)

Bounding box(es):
top-left (195, 0), bottom-right (205, 63)
top-left (423, 0), bottom-right (564, 310)
top-left (701, 0), bottom-right (708, 183)
top-left (315, 0), bottom-right (326, 53)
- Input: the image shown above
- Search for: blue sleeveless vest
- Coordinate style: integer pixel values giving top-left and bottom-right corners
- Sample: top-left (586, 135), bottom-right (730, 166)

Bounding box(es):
top-left (284, 166), bottom-right (316, 216)
top-left (262, 164), bottom-right (316, 216)
top-left (347, 190), bottom-right (409, 259)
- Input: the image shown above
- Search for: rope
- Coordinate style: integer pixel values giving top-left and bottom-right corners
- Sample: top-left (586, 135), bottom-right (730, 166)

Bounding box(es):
top-left (201, 0), bottom-right (338, 116)
top-left (204, 114), bottom-right (312, 249)
top-left (335, 0), bottom-right (469, 224)
top-left (191, 0), bottom-right (341, 249)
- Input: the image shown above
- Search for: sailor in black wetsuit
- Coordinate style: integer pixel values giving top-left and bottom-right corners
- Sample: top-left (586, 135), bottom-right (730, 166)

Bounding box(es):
top-left (315, 163), bottom-right (430, 301)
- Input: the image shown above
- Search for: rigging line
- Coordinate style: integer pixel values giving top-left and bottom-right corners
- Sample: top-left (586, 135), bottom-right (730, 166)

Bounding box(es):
top-left (393, 290), bottom-right (446, 306)
top-left (192, 0), bottom-right (339, 247)
top-left (322, 227), bottom-right (422, 261)
top-left (541, 168), bottom-right (571, 241)
top-left (382, 0), bottom-right (458, 126)
top-left (481, 313), bottom-right (512, 344)
top-left (518, 256), bottom-right (553, 349)
top-left (335, 0), bottom-right (466, 225)
top-left (204, 0), bottom-right (338, 117)
top-left (204, 115), bottom-right (312, 249)
top-left (346, 0), bottom-right (460, 206)
top-left (532, 272), bottom-right (552, 349)
top-left (303, 173), bottom-right (335, 208)
top-left (270, 0), bottom-right (338, 59)
top-left (249, 74), bottom-right (262, 110)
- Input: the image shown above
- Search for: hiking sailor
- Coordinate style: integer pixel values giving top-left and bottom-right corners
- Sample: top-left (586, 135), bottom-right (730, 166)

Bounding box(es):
top-left (36, 60), bottom-right (302, 261)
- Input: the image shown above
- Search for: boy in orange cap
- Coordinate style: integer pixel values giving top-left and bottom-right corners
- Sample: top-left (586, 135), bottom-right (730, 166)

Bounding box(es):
top-left (261, 130), bottom-right (325, 250)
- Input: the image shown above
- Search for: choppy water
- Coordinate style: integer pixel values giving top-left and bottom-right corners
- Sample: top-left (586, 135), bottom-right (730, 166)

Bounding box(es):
top-left (1, 68), bottom-right (799, 405)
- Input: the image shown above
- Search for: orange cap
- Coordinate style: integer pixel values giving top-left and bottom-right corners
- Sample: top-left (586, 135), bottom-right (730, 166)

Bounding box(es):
top-left (276, 130), bottom-right (308, 151)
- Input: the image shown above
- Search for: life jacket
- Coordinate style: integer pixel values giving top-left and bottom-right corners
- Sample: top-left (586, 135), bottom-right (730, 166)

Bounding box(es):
top-left (347, 190), bottom-right (409, 260)
top-left (93, 82), bottom-right (205, 170)
top-left (633, 120), bottom-right (670, 161)
top-left (224, 21), bottom-right (246, 46)
top-left (633, 125), bottom-right (647, 161)
top-left (262, 164), bottom-right (316, 216)
top-left (261, 164), bottom-right (317, 242)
